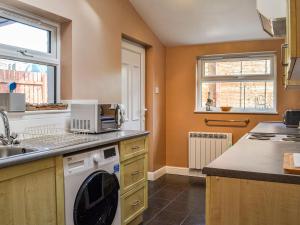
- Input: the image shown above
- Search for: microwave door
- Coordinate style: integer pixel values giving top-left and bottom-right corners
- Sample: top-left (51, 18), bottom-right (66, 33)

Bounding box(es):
top-left (100, 116), bottom-right (117, 131)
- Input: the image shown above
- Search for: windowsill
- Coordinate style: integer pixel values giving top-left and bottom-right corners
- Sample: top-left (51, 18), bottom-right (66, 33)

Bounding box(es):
top-left (194, 108), bottom-right (278, 115)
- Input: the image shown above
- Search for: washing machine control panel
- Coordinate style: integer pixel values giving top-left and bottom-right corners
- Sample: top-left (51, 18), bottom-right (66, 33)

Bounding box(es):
top-left (103, 147), bottom-right (116, 159)
top-left (63, 144), bottom-right (119, 176)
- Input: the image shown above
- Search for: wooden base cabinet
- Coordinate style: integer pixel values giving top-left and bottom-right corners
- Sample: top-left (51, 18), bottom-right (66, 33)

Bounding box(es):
top-left (206, 176), bottom-right (300, 225)
top-left (120, 136), bottom-right (148, 225)
top-left (0, 157), bottom-right (65, 225)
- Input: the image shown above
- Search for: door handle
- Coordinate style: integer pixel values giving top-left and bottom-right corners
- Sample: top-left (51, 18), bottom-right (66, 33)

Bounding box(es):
top-left (17, 49), bottom-right (34, 58)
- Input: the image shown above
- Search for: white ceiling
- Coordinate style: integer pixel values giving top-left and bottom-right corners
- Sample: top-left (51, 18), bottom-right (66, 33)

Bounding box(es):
top-left (130, 0), bottom-right (270, 46)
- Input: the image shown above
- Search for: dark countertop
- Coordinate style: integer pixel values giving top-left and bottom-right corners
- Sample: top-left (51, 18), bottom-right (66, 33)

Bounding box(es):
top-left (250, 121), bottom-right (300, 134)
top-left (203, 122), bottom-right (300, 184)
top-left (0, 130), bottom-right (149, 169)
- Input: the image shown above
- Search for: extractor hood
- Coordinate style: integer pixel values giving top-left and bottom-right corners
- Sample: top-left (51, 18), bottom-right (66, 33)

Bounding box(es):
top-left (256, 0), bottom-right (287, 37)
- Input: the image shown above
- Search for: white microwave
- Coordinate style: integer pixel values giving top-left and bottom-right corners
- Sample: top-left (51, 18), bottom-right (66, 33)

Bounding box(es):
top-left (70, 103), bottom-right (124, 133)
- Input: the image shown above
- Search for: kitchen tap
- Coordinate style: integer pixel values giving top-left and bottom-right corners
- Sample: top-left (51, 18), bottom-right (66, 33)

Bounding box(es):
top-left (0, 110), bottom-right (19, 145)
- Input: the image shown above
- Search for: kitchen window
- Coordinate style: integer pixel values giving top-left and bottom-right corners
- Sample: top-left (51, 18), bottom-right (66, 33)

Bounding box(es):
top-left (196, 53), bottom-right (277, 113)
top-left (0, 5), bottom-right (60, 104)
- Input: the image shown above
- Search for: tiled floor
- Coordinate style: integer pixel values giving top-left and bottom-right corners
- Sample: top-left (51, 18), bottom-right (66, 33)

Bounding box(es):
top-left (142, 174), bottom-right (206, 225)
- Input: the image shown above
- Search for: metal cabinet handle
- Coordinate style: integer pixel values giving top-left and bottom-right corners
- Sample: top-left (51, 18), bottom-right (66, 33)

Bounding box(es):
top-left (131, 200), bottom-right (141, 207)
top-left (131, 170), bottom-right (141, 176)
top-left (281, 43), bottom-right (289, 67)
top-left (131, 146), bottom-right (140, 151)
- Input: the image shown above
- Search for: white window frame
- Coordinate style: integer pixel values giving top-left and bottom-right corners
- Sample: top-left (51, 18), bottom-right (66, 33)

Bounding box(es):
top-left (195, 52), bottom-right (277, 114)
top-left (0, 3), bottom-right (61, 102)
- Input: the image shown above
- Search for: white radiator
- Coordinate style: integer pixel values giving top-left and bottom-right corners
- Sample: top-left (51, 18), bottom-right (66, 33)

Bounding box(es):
top-left (189, 132), bottom-right (232, 169)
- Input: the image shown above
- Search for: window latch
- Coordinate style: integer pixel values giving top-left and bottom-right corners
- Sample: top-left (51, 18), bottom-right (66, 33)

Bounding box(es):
top-left (17, 50), bottom-right (34, 58)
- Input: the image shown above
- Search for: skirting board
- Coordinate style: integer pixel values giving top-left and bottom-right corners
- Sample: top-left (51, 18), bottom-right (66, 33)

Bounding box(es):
top-left (148, 166), bottom-right (166, 181)
top-left (148, 166), bottom-right (205, 181)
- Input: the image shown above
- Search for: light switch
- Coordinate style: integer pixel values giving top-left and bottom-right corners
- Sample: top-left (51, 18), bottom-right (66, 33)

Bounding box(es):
top-left (155, 86), bottom-right (160, 94)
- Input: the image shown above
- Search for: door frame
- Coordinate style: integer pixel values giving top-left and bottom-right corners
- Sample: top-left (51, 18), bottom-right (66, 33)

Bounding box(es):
top-left (121, 39), bottom-right (146, 130)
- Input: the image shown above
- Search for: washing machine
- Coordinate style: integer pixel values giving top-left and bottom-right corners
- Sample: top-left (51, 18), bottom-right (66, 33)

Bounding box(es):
top-left (64, 144), bottom-right (121, 225)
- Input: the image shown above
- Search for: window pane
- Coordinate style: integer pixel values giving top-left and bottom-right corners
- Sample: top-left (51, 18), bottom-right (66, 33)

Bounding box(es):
top-left (242, 60), bottom-right (271, 75)
top-left (0, 17), bottom-right (50, 53)
top-left (202, 82), bottom-right (242, 107)
top-left (0, 58), bottom-right (55, 104)
top-left (204, 58), bottom-right (271, 76)
top-left (201, 81), bottom-right (274, 110)
top-left (205, 61), bottom-right (241, 76)
top-left (244, 82), bottom-right (274, 109)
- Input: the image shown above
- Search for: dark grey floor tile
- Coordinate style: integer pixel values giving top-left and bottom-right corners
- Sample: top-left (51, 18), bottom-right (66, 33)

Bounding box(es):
top-left (150, 209), bottom-right (187, 225)
top-left (191, 177), bottom-right (206, 185)
top-left (164, 174), bottom-right (204, 186)
top-left (164, 198), bottom-right (204, 215)
top-left (161, 183), bottom-right (188, 192)
top-left (176, 187), bottom-right (205, 205)
top-left (143, 174), bottom-right (206, 225)
top-left (150, 188), bottom-right (182, 201)
top-left (143, 197), bottom-right (171, 220)
top-left (144, 219), bottom-right (175, 225)
top-left (143, 206), bottom-right (161, 221)
top-left (164, 174), bottom-right (192, 185)
top-left (181, 214), bottom-right (205, 225)
top-left (148, 176), bottom-right (168, 195)
top-left (148, 197), bottom-right (171, 209)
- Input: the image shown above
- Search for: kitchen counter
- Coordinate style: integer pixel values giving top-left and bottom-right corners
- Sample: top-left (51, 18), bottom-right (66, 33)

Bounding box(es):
top-left (203, 122), bottom-right (300, 184)
top-left (0, 130), bottom-right (149, 169)
top-left (250, 121), bottom-right (300, 134)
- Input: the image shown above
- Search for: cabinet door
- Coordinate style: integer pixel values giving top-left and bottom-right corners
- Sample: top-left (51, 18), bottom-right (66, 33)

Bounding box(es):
top-left (206, 176), bottom-right (300, 225)
top-left (0, 167), bottom-right (58, 225)
top-left (287, 0), bottom-right (298, 57)
top-left (283, 0), bottom-right (298, 85)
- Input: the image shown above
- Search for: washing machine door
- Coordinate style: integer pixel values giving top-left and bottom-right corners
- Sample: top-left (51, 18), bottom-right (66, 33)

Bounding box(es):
top-left (73, 171), bottom-right (119, 225)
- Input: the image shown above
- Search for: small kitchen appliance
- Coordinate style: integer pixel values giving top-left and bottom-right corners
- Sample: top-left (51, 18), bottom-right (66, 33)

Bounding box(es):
top-left (70, 102), bottom-right (125, 133)
top-left (283, 110), bottom-right (300, 128)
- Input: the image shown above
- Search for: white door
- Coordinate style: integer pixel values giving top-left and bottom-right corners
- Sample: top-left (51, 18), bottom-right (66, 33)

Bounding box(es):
top-left (121, 40), bottom-right (145, 130)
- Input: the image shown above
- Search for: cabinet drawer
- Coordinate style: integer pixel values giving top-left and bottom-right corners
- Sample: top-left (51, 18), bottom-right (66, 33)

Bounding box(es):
top-left (121, 154), bottom-right (147, 194)
top-left (120, 137), bottom-right (147, 161)
top-left (127, 215), bottom-right (143, 225)
top-left (121, 183), bottom-right (147, 225)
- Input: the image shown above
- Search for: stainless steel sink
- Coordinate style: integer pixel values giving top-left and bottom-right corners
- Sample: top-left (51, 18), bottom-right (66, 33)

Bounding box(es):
top-left (0, 146), bottom-right (36, 159)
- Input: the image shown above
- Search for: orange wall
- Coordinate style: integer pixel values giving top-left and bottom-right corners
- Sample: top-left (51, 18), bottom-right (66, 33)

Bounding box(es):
top-left (166, 39), bottom-right (300, 168)
top-left (10, 0), bottom-right (166, 171)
